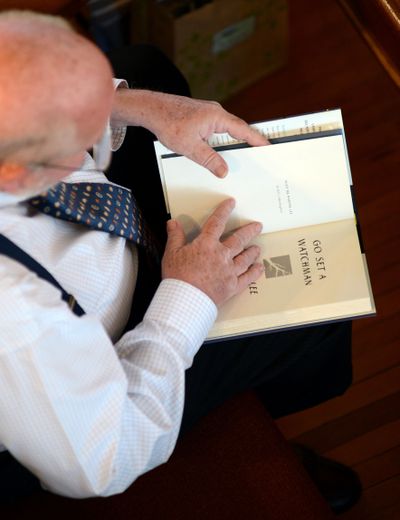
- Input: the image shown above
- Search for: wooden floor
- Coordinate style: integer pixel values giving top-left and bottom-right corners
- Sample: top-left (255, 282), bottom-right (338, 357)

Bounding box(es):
top-left (225, 1), bottom-right (400, 518)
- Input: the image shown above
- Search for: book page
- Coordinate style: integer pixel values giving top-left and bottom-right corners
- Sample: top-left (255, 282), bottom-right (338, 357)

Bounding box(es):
top-left (161, 135), bottom-right (354, 238)
top-left (208, 218), bottom-right (374, 339)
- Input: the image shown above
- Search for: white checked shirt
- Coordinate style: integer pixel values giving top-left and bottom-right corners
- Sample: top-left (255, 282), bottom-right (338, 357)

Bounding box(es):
top-left (0, 84), bottom-right (217, 497)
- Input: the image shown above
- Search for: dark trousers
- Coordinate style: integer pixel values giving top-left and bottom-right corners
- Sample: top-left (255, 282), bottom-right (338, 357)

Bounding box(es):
top-left (0, 45), bottom-right (352, 503)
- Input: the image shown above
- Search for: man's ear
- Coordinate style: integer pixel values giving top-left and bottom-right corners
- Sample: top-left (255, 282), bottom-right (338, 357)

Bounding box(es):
top-left (0, 162), bottom-right (29, 193)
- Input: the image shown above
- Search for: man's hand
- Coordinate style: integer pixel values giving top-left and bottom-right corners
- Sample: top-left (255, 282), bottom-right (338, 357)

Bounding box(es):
top-left (162, 198), bottom-right (264, 306)
top-left (148, 93), bottom-right (268, 178)
top-left (112, 90), bottom-right (268, 178)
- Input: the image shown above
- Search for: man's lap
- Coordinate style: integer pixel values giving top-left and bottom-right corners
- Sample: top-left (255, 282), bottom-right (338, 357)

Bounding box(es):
top-left (180, 320), bottom-right (352, 434)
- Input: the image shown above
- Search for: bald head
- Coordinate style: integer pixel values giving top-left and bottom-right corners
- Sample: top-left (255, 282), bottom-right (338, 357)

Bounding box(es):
top-left (0, 10), bottom-right (114, 164)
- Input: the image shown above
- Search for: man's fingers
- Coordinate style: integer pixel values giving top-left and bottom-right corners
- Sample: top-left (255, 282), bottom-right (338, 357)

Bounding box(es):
top-left (190, 142), bottom-right (228, 178)
top-left (233, 245), bottom-right (261, 276)
top-left (190, 118), bottom-right (267, 177)
top-left (225, 116), bottom-right (269, 147)
top-left (236, 262), bottom-right (265, 292)
top-left (223, 221), bottom-right (263, 257)
top-left (201, 198), bottom-right (236, 239)
top-left (165, 219), bottom-right (186, 251)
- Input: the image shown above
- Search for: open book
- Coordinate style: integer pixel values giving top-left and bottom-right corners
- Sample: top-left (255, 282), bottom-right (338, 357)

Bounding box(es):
top-left (154, 109), bottom-right (375, 341)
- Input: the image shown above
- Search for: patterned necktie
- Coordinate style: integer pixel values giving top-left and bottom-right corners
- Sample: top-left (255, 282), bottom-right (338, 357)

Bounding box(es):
top-left (29, 182), bottom-right (160, 258)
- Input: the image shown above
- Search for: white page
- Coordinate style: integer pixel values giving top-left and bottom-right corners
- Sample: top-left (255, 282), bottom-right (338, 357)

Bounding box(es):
top-left (161, 135), bottom-right (354, 237)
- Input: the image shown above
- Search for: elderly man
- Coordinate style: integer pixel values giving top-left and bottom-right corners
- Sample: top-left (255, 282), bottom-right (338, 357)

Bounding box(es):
top-left (0, 10), bottom-right (359, 512)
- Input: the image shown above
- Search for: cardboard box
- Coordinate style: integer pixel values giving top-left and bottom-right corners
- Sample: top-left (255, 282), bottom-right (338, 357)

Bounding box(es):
top-left (132, 0), bottom-right (288, 100)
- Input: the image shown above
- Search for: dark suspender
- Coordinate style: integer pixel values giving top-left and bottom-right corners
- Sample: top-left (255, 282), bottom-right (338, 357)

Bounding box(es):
top-left (0, 233), bottom-right (85, 316)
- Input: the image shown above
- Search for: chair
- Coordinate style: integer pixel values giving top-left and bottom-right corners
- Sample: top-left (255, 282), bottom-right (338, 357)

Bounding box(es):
top-left (5, 391), bottom-right (334, 520)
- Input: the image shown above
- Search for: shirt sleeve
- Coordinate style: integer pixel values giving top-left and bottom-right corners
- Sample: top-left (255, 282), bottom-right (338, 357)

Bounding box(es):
top-left (0, 257), bottom-right (217, 498)
top-left (111, 78), bottom-right (128, 151)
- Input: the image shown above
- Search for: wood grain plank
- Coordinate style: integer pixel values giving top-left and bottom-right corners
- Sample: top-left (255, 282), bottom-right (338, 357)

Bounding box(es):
top-left (276, 366), bottom-right (400, 439)
top-left (290, 392), bottom-right (400, 453)
top-left (352, 312), bottom-right (400, 349)
top-left (340, 475), bottom-right (400, 520)
top-left (355, 445), bottom-right (400, 489)
top-left (352, 340), bottom-right (400, 383)
top-left (325, 419), bottom-right (400, 465)
top-left (368, 506), bottom-right (400, 520)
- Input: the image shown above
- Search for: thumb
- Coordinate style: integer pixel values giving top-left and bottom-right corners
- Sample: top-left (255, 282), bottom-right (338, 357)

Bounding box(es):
top-left (165, 219), bottom-right (186, 252)
top-left (191, 142), bottom-right (228, 178)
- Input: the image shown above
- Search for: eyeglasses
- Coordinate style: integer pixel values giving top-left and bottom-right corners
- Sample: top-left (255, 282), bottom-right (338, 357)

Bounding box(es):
top-left (1, 122), bottom-right (112, 177)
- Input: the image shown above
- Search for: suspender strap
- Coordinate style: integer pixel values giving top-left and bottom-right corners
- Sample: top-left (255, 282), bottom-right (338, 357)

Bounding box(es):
top-left (0, 233), bottom-right (85, 317)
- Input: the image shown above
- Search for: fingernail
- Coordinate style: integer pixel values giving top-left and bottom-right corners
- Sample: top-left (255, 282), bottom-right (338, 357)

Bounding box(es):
top-left (216, 164), bottom-right (228, 178)
top-left (167, 219), bottom-right (177, 231)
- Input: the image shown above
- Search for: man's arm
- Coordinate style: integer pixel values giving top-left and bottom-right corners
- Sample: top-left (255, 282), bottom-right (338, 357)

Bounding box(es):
top-left (0, 200), bottom-right (263, 498)
top-left (0, 260), bottom-right (215, 498)
top-left (111, 89), bottom-right (268, 178)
